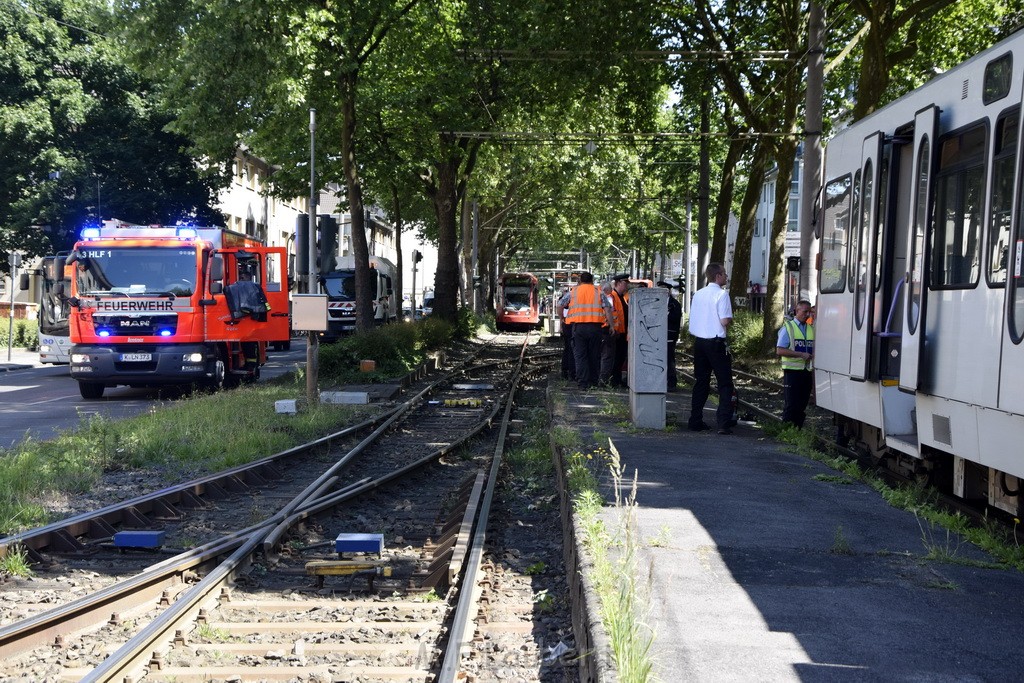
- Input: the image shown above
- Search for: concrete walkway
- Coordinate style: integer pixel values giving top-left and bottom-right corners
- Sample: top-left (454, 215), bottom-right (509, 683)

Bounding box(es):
top-left (557, 383), bottom-right (1024, 682)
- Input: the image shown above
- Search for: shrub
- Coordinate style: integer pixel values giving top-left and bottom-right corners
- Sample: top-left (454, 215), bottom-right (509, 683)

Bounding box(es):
top-left (730, 309), bottom-right (768, 360)
top-left (454, 306), bottom-right (476, 339)
top-left (416, 317), bottom-right (454, 349)
top-left (0, 319), bottom-right (39, 349)
top-left (318, 318), bottom-right (457, 386)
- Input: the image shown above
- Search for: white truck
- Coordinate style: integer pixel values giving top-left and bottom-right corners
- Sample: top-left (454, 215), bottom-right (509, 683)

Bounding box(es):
top-left (320, 255), bottom-right (397, 340)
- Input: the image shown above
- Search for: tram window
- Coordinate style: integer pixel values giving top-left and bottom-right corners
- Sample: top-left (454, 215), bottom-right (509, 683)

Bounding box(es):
top-left (909, 140), bottom-right (929, 335)
top-left (855, 160), bottom-right (873, 329)
top-left (1012, 116), bottom-right (1024, 341)
top-left (988, 109), bottom-right (1018, 285)
top-left (848, 170), bottom-right (862, 293)
top-left (931, 124), bottom-right (986, 288)
top-left (819, 175), bottom-right (851, 293)
top-left (874, 150), bottom-right (890, 292)
top-left (983, 53), bottom-right (1012, 105)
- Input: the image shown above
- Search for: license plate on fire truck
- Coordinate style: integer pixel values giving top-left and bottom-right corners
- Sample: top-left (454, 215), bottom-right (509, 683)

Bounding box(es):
top-left (119, 353), bottom-right (152, 362)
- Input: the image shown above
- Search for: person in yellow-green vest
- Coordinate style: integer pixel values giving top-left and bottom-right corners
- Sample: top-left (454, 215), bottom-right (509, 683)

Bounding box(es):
top-left (776, 299), bottom-right (815, 428)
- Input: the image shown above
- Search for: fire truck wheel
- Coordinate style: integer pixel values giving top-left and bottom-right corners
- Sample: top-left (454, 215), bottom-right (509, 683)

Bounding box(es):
top-left (207, 359), bottom-right (226, 391)
top-left (78, 382), bottom-right (104, 399)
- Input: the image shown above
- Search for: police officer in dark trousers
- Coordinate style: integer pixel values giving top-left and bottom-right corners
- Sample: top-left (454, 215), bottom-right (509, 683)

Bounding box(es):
top-left (658, 280), bottom-right (683, 390)
top-left (776, 299), bottom-right (815, 428)
top-left (688, 263), bottom-right (736, 434)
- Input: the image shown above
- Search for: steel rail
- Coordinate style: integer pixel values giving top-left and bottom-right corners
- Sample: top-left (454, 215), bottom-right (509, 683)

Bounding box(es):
top-left (80, 339), bottom-right (534, 682)
top-left (438, 336), bottom-right (534, 681)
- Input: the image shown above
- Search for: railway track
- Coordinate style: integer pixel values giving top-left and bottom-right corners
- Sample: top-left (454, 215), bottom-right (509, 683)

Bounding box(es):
top-left (0, 333), bottom-right (577, 682)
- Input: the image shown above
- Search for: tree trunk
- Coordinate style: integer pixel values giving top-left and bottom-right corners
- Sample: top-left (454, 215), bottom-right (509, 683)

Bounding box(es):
top-left (852, 22), bottom-right (892, 121)
top-left (390, 183), bottom-right (403, 316)
top-left (340, 72), bottom-right (374, 332)
top-left (710, 135), bottom-right (749, 266)
top-left (430, 158), bottom-right (461, 324)
top-left (729, 141), bottom-right (773, 304)
top-left (762, 136), bottom-right (799, 353)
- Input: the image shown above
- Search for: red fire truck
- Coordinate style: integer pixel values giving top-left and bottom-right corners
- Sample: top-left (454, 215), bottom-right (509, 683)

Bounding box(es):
top-left (65, 220), bottom-right (290, 399)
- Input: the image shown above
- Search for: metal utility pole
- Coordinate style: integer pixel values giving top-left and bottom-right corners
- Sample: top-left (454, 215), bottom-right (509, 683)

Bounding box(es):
top-left (7, 253), bottom-right (20, 361)
top-left (800, 2), bottom-right (826, 302)
top-left (471, 201), bottom-right (479, 313)
top-left (411, 254), bottom-right (418, 321)
top-left (685, 200), bottom-right (692, 314)
top-left (307, 108), bottom-right (319, 405)
top-left (698, 74), bottom-right (711, 287)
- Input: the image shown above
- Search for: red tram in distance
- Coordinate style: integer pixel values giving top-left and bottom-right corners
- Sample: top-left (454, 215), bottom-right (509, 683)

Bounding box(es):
top-left (496, 272), bottom-right (541, 332)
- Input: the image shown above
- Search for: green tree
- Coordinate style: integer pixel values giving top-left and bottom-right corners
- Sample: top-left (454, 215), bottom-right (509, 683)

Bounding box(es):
top-left (1, 0), bottom-right (221, 262)
top-left (363, 0), bottom-right (665, 322)
top-left (117, 0), bottom-right (421, 332)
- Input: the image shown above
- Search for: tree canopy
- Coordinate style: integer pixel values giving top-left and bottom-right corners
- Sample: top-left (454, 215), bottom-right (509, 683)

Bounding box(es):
top-left (0, 0), bottom-right (222, 262)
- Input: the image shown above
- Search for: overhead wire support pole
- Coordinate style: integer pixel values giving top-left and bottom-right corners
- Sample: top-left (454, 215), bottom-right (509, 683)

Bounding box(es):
top-left (472, 201), bottom-right (479, 314)
top-left (800, 2), bottom-right (826, 303)
top-left (307, 108), bottom-right (319, 405)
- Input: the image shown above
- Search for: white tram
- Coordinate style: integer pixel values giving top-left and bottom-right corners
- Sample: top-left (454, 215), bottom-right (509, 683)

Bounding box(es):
top-left (816, 31), bottom-right (1024, 514)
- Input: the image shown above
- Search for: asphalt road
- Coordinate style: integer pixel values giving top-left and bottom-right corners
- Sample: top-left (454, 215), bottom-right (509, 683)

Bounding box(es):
top-left (0, 340), bottom-right (308, 450)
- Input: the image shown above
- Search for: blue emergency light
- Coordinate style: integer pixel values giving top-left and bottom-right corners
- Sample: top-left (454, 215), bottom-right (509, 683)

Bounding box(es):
top-left (97, 328), bottom-right (112, 338)
top-left (158, 329), bottom-right (173, 337)
top-left (175, 227), bottom-right (198, 240)
top-left (81, 227), bottom-right (101, 240)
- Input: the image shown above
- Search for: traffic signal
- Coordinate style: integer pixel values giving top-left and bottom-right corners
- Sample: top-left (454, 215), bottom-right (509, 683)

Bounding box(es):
top-left (412, 250), bottom-right (423, 263)
top-left (318, 214), bottom-right (338, 273)
top-left (295, 214), bottom-right (309, 275)
top-left (787, 256), bottom-right (801, 272)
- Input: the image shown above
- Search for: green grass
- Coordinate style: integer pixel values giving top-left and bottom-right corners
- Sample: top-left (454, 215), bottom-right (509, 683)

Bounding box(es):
top-left (557, 426), bottom-right (654, 682)
top-left (0, 545), bottom-right (33, 577)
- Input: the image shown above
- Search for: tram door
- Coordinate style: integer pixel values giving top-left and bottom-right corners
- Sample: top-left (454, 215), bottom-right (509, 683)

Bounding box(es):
top-left (849, 132), bottom-right (883, 380)
top-left (999, 107), bottom-right (1024, 414)
top-left (900, 105), bottom-right (939, 394)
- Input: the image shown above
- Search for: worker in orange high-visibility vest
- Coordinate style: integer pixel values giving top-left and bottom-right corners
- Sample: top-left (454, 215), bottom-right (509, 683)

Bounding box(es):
top-left (565, 271), bottom-right (614, 390)
top-left (600, 274), bottom-right (629, 388)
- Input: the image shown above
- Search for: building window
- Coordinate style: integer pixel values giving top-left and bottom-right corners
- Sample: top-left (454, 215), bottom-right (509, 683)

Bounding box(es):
top-left (788, 198), bottom-right (799, 232)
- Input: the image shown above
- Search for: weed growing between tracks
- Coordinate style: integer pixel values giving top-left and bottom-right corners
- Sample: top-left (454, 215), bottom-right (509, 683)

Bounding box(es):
top-left (561, 433), bottom-right (654, 682)
top-left (767, 422), bottom-right (1024, 571)
top-left (0, 544), bottom-right (32, 577)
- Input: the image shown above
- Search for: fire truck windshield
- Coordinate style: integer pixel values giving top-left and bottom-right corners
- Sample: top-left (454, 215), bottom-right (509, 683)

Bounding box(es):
top-left (75, 247), bottom-right (197, 297)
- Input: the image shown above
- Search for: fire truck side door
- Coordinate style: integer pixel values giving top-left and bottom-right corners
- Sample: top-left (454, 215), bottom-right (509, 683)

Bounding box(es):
top-left (206, 247), bottom-right (290, 343)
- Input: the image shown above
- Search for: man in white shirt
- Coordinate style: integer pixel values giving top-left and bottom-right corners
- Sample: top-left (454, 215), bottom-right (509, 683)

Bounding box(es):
top-left (688, 262), bottom-right (736, 434)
